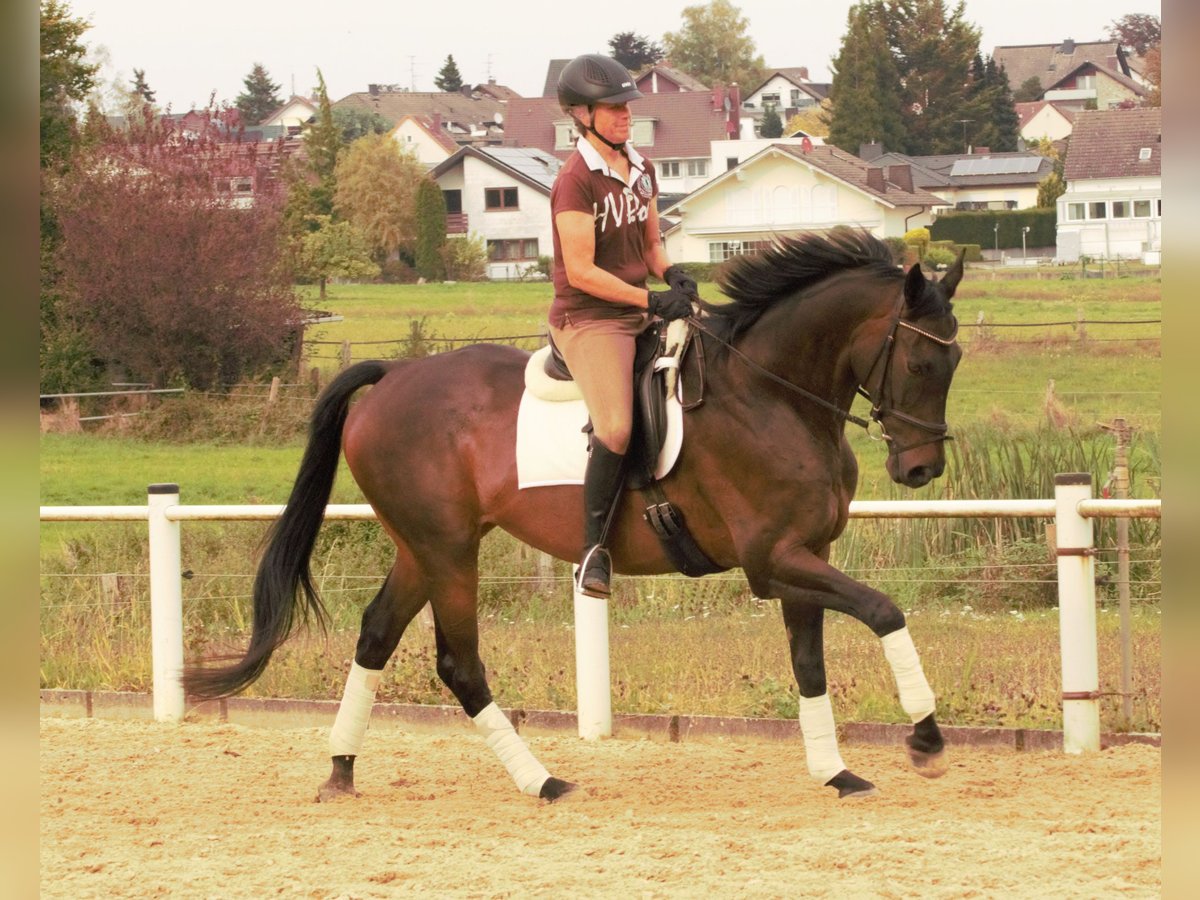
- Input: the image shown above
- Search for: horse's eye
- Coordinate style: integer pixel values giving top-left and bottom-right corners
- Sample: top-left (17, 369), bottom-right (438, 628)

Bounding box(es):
top-left (907, 361), bottom-right (930, 376)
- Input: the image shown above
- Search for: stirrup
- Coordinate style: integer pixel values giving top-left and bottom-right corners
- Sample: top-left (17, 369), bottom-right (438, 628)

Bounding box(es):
top-left (577, 545), bottom-right (612, 598)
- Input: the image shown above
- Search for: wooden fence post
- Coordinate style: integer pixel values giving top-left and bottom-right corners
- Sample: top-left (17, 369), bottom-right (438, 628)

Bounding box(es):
top-left (340, 341), bottom-right (352, 370)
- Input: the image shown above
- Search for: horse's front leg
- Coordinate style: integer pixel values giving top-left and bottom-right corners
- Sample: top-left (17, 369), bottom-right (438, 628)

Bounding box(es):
top-left (754, 546), bottom-right (949, 784)
top-left (781, 597), bottom-right (877, 799)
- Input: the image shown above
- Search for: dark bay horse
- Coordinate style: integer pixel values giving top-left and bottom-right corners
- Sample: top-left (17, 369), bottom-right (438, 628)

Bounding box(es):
top-left (184, 228), bottom-right (964, 802)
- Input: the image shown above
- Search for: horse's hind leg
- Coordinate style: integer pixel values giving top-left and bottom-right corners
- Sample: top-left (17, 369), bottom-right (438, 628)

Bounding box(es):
top-left (318, 562), bottom-right (428, 802)
top-left (429, 575), bottom-right (577, 802)
top-left (781, 598), bottom-right (877, 799)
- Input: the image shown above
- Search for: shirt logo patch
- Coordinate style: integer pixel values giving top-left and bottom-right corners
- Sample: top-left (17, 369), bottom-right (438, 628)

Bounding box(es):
top-left (636, 174), bottom-right (653, 198)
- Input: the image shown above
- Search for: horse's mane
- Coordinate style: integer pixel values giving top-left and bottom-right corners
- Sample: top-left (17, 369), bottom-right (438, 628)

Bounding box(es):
top-left (700, 228), bottom-right (904, 340)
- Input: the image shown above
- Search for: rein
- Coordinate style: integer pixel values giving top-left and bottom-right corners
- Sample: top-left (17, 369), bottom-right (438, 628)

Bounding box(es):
top-left (688, 310), bottom-right (958, 452)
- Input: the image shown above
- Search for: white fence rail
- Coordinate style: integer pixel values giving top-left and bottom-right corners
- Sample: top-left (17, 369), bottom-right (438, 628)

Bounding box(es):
top-left (40, 475), bottom-right (1161, 752)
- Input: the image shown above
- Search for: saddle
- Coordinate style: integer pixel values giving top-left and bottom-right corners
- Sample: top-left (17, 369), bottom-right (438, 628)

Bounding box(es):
top-left (535, 320), bottom-right (725, 578)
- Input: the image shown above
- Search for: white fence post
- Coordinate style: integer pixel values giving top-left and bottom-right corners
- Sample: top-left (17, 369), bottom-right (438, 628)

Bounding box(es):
top-left (1054, 473), bottom-right (1101, 753)
top-left (147, 484), bottom-right (185, 723)
top-left (572, 565), bottom-right (612, 740)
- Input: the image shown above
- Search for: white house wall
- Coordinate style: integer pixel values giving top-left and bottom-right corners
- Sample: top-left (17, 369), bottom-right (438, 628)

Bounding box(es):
top-left (457, 155), bottom-right (554, 280)
top-left (1020, 106), bottom-right (1073, 143)
top-left (1056, 174), bottom-right (1161, 261)
top-left (391, 121), bottom-right (453, 168)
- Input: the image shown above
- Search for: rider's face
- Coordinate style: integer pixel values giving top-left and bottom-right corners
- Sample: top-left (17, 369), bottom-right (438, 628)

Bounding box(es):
top-left (589, 102), bottom-right (631, 144)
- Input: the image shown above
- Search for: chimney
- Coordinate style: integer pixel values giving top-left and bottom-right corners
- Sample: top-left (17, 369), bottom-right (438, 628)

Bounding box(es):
top-left (798, 67), bottom-right (809, 81)
top-left (728, 84), bottom-right (741, 137)
top-left (886, 164), bottom-right (913, 193)
top-left (432, 112), bottom-right (443, 134)
top-left (859, 141), bottom-right (883, 161)
top-left (1060, 39), bottom-right (1075, 54)
top-left (973, 146), bottom-right (990, 155)
top-left (368, 84), bottom-right (380, 95)
top-left (866, 167), bottom-right (886, 192)
top-left (712, 83), bottom-right (725, 112)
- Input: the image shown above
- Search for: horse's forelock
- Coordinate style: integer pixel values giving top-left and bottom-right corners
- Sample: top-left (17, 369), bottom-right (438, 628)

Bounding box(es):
top-left (703, 229), bottom-right (902, 338)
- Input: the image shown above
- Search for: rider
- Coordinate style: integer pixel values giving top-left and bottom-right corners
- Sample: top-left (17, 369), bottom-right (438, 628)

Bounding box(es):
top-left (549, 53), bottom-right (697, 598)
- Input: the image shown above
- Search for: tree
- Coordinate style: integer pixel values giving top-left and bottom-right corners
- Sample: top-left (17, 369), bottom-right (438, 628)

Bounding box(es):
top-left (413, 179), bottom-right (447, 281)
top-left (608, 31), bottom-right (665, 72)
top-left (291, 217), bottom-right (380, 298)
top-left (303, 69), bottom-right (341, 218)
top-left (333, 133), bottom-right (427, 263)
top-left (1013, 76), bottom-right (1043, 103)
top-left (784, 100), bottom-right (831, 138)
top-left (1031, 137), bottom-right (1066, 208)
top-left (886, 0), bottom-right (982, 155)
top-left (434, 55), bottom-right (464, 92)
top-left (1106, 13), bottom-right (1161, 56)
top-left (331, 107), bottom-right (395, 143)
top-left (758, 104), bottom-right (783, 138)
top-left (40, 0), bottom-right (99, 172)
top-left (130, 68), bottom-right (156, 102)
top-left (826, 2), bottom-right (907, 155)
top-left (48, 140), bottom-right (302, 389)
top-left (1142, 45), bottom-right (1161, 107)
top-left (962, 54), bottom-right (1019, 151)
top-left (236, 63), bottom-right (282, 126)
top-left (662, 0), bottom-right (765, 88)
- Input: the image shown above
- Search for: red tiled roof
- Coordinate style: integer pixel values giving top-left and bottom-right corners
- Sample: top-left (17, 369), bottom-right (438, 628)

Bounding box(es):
top-left (502, 91), bottom-right (736, 161)
top-left (992, 40), bottom-right (1129, 95)
top-left (1063, 107), bottom-right (1161, 180)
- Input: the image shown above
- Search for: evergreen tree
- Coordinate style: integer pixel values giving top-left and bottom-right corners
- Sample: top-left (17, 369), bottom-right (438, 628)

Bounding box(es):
top-left (131, 68), bottom-right (156, 102)
top-left (434, 55), bottom-right (464, 92)
top-left (1013, 76), bottom-right (1043, 103)
top-left (414, 178), bottom-right (448, 281)
top-left (662, 0), bottom-right (765, 88)
top-left (886, 0), bottom-right (981, 155)
top-left (758, 104), bottom-right (783, 138)
top-left (236, 63), bottom-right (282, 126)
top-left (963, 54), bottom-right (1019, 151)
top-left (40, 0), bottom-right (99, 172)
top-left (826, 2), bottom-right (906, 155)
top-left (608, 32), bottom-right (665, 72)
top-left (304, 69), bottom-right (341, 218)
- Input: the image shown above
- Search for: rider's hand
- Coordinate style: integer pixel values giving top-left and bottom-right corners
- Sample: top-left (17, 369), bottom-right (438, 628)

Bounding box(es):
top-left (647, 288), bottom-right (694, 322)
top-left (663, 264), bottom-right (698, 299)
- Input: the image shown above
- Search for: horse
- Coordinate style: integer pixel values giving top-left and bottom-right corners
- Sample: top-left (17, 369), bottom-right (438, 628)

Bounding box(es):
top-left (183, 228), bottom-right (964, 802)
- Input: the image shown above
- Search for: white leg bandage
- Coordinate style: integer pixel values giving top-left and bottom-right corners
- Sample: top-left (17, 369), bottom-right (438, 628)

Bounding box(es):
top-left (472, 702), bottom-right (551, 797)
top-left (881, 627), bottom-right (936, 723)
top-left (798, 693), bottom-right (847, 783)
top-left (329, 662), bottom-right (383, 757)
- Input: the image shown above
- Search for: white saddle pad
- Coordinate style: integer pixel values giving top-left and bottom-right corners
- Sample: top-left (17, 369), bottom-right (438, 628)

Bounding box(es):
top-left (516, 383), bottom-right (684, 489)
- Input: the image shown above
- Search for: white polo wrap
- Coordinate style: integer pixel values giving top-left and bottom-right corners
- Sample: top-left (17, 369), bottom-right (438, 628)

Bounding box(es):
top-left (329, 662), bottom-right (383, 757)
top-left (881, 627), bottom-right (937, 722)
top-left (798, 693), bottom-right (846, 783)
top-left (472, 702), bottom-right (551, 797)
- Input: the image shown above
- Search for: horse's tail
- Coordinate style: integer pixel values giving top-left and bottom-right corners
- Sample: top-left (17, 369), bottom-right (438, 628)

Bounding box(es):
top-left (182, 361), bottom-right (391, 700)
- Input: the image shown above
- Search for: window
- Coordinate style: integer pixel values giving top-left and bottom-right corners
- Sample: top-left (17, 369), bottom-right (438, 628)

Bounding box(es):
top-left (760, 92), bottom-right (780, 108)
top-left (659, 161), bottom-right (681, 178)
top-left (554, 122), bottom-right (577, 150)
top-left (790, 89), bottom-right (802, 107)
top-left (726, 157), bottom-right (739, 171)
top-left (487, 238), bottom-right (538, 261)
top-left (484, 187), bottom-right (519, 210)
top-left (1133, 200), bottom-right (1152, 218)
top-left (708, 240), bottom-right (772, 262)
top-left (685, 159), bottom-right (709, 178)
top-left (442, 189), bottom-right (462, 214)
top-left (1067, 202), bottom-right (1086, 221)
top-left (1139, 147), bottom-right (1152, 160)
top-left (630, 118), bottom-right (654, 146)
top-left (1076, 75), bottom-right (1096, 90)
top-left (1087, 201), bottom-right (1108, 219)
top-left (1111, 200), bottom-right (1130, 219)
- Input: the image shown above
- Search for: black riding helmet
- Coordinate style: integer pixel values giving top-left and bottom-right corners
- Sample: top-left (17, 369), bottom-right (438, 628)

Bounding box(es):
top-left (557, 54), bottom-right (644, 152)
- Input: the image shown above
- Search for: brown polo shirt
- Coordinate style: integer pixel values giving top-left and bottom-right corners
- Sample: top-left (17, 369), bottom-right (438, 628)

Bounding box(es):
top-left (549, 139), bottom-right (658, 327)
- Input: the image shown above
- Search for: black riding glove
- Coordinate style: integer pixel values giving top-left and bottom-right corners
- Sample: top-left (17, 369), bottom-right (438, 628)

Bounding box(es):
top-left (647, 287), bottom-right (694, 322)
top-left (663, 264), bottom-right (698, 298)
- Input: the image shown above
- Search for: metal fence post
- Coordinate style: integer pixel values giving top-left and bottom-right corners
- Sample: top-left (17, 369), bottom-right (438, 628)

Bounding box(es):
top-left (572, 565), bottom-right (612, 740)
top-left (147, 484), bottom-right (185, 723)
top-left (1054, 473), bottom-right (1100, 753)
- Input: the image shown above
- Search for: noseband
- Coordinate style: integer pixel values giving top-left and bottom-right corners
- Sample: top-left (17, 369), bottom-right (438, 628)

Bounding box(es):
top-left (858, 316), bottom-right (959, 456)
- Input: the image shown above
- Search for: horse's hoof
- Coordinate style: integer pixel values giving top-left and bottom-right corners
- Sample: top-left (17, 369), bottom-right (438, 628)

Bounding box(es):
top-left (316, 778), bottom-right (361, 802)
top-left (539, 777), bottom-right (578, 802)
top-left (905, 744), bottom-right (949, 778)
top-left (826, 770), bottom-right (878, 799)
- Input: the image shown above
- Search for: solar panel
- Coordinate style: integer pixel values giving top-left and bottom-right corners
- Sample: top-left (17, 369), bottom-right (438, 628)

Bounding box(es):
top-left (480, 147), bottom-right (562, 188)
top-left (949, 156), bottom-right (1042, 177)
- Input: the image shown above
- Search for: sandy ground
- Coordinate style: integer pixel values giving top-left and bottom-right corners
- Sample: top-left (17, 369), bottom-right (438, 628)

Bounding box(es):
top-left (40, 716), bottom-right (1159, 898)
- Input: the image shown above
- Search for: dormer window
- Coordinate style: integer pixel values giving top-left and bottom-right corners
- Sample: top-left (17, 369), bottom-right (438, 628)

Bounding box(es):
top-left (1139, 147), bottom-right (1152, 160)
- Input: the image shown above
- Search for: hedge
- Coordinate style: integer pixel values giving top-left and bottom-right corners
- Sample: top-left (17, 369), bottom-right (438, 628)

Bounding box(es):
top-left (930, 208), bottom-right (1057, 250)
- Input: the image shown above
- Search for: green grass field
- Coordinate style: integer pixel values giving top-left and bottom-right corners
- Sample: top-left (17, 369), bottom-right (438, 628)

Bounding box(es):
top-left (40, 270), bottom-right (1162, 731)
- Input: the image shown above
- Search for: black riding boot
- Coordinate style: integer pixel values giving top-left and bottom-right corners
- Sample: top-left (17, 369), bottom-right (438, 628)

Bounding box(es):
top-left (578, 438), bottom-right (627, 598)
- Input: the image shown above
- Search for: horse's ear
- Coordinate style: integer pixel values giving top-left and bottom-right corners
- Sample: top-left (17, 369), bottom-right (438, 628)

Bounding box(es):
top-left (903, 262), bottom-right (926, 307)
top-left (940, 249), bottom-right (965, 298)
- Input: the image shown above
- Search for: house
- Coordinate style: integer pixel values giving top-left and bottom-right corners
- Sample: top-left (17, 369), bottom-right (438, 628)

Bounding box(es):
top-left (862, 144), bottom-right (1054, 211)
top-left (742, 68), bottom-right (829, 116)
top-left (429, 145), bottom-right (562, 280)
top-left (659, 143), bottom-right (945, 264)
top-left (334, 86), bottom-right (507, 149)
top-left (992, 39), bottom-right (1143, 108)
top-left (260, 95), bottom-right (317, 137)
top-left (634, 63), bottom-right (709, 93)
top-left (389, 114), bottom-right (461, 168)
top-left (1016, 100), bottom-right (1078, 144)
top-left (1056, 107), bottom-right (1161, 262)
top-left (502, 86), bottom-right (741, 199)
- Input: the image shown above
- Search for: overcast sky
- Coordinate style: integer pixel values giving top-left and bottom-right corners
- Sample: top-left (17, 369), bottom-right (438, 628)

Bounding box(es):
top-left (76, 0), bottom-right (1162, 112)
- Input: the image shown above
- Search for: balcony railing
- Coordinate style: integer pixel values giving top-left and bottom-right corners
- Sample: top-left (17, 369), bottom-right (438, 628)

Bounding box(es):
top-left (446, 212), bottom-right (469, 235)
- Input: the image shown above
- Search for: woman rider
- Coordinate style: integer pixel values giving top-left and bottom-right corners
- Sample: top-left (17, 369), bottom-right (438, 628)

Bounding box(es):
top-left (549, 53), bottom-right (697, 598)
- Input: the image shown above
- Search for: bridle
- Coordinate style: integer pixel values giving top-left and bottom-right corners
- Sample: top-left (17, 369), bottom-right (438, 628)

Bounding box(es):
top-left (689, 306), bottom-right (959, 456)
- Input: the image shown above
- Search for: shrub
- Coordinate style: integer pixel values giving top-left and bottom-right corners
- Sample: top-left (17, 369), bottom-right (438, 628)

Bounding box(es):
top-left (882, 236), bottom-right (908, 265)
top-left (922, 246), bottom-right (957, 269)
top-left (443, 233), bottom-right (488, 281)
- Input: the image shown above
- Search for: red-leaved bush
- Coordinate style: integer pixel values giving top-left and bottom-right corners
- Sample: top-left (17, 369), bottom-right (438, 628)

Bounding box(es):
top-left (51, 136), bottom-right (302, 389)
